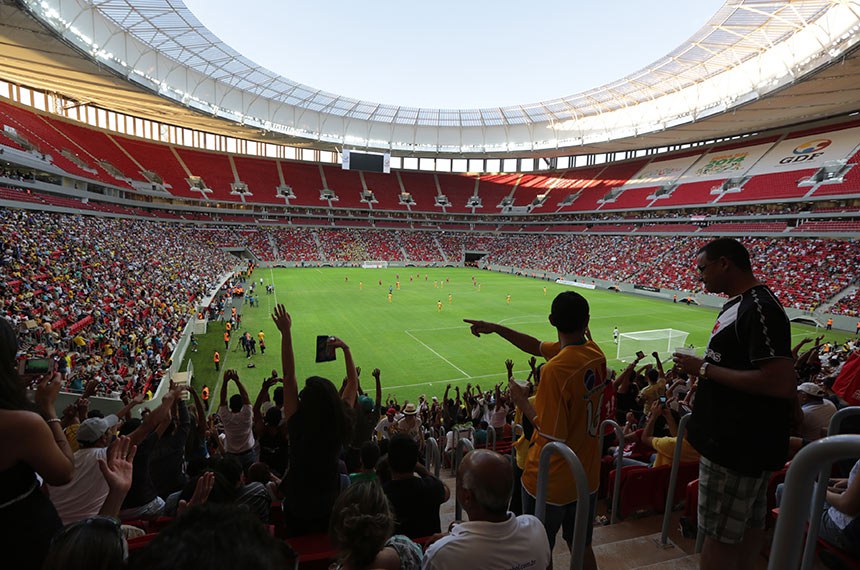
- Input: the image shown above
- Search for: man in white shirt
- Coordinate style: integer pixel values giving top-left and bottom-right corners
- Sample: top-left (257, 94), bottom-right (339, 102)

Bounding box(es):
top-left (48, 414), bottom-right (116, 525)
top-left (797, 382), bottom-right (837, 441)
top-left (422, 449), bottom-right (551, 570)
top-left (218, 369), bottom-right (256, 472)
top-left (375, 407), bottom-right (397, 440)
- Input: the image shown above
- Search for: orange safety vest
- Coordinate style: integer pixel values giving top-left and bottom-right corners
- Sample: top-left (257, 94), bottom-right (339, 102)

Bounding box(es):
top-left (224, 332), bottom-right (230, 342)
top-left (213, 352), bottom-right (220, 363)
top-left (202, 386), bottom-right (210, 400)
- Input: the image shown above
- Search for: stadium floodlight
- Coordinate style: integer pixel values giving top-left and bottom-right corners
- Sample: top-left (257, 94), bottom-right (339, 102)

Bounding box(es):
top-left (616, 328), bottom-right (690, 362)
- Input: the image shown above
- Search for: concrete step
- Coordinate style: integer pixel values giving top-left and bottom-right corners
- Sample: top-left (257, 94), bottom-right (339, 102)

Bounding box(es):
top-left (636, 554), bottom-right (700, 569)
top-left (592, 533), bottom-right (687, 570)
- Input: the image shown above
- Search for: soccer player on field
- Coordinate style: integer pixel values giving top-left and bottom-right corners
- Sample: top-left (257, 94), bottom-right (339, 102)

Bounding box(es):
top-left (437, 300), bottom-right (443, 312)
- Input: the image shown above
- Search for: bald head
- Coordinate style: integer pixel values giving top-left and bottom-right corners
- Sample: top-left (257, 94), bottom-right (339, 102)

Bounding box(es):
top-left (459, 449), bottom-right (513, 517)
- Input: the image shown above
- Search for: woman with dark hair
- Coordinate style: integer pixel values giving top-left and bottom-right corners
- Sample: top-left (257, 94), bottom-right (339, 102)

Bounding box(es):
top-left (0, 317), bottom-right (75, 570)
top-left (329, 481), bottom-right (422, 570)
top-left (271, 304), bottom-right (356, 536)
top-left (42, 516), bottom-right (127, 570)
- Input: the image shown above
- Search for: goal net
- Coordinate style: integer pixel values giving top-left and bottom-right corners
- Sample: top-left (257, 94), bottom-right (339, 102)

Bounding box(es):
top-left (361, 261), bottom-right (389, 269)
top-left (616, 328), bottom-right (690, 362)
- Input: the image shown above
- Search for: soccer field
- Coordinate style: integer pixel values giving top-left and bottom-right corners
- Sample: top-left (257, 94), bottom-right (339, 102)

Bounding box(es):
top-left (183, 267), bottom-right (852, 406)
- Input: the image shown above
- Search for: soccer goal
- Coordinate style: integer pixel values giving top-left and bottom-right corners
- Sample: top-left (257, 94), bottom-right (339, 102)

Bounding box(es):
top-left (616, 328), bottom-right (690, 362)
top-left (361, 260), bottom-right (389, 269)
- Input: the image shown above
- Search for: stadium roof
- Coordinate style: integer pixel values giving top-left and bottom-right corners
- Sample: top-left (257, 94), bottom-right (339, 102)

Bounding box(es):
top-left (3, 0), bottom-right (860, 156)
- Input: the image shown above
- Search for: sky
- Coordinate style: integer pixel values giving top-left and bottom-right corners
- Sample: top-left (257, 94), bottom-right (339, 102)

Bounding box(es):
top-left (182, 0), bottom-right (725, 109)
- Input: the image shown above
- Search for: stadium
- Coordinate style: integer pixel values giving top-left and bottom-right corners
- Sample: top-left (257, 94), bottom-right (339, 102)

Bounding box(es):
top-left (1, 0), bottom-right (860, 568)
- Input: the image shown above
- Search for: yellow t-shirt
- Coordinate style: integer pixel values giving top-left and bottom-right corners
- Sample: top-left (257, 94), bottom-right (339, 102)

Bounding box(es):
top-left (513, 395), bottom-right (537, 470)
top-left (521, 340), bottom-right (607, 506)
top-left (639, 379), bottom-right (667, 408)
top-left (650, 436), bottom-right (700, 469)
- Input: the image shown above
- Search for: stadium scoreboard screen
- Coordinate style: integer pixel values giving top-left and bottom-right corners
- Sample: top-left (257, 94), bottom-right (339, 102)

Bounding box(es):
top-left (342, 149), bottom-right (390, 173)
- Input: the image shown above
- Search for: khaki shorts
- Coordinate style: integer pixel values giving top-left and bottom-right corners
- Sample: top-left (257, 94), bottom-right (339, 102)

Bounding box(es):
top-left (698, 456), bottom-right (770, 544)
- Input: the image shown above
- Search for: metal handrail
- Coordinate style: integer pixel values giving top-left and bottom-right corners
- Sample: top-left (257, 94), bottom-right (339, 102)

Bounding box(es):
top-left (511, 423), bottom-right (523, 464)
top-left (451, 426), bottom-right (474, 475)
top-left (453, 438), bottom-right (475, 520)
top-left (598, 419), bottom-right (624, 524)
top-left (660, 413), bottom-right (691, 545)
top-left (800, 406), bottom-right (860, 570)
top-left (768, 434), bottom-right (860, 570)
top-left (535, 442), bottom-right (591, 570)
top-left (425, 436), bottom-right (441, 478)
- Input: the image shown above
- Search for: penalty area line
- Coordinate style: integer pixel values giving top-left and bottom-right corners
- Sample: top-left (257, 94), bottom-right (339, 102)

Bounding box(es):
top-left (403, 330), bottom-right (472, 378)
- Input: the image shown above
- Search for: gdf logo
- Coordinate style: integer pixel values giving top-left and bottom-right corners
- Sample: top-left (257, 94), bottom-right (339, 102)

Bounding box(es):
top-left (779, 138), bottom-right (831, 164)
top-left (792, 139), bottom-right (831, 154)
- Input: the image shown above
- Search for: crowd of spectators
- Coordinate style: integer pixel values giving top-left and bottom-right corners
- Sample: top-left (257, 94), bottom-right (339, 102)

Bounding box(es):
top-left (2, 231), bottom-right (860, 569)
top-left (0, 208), bottom-right (235, 397)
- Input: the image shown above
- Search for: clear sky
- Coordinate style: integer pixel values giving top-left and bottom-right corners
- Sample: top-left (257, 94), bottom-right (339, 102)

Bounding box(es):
top-left (183, 0), bottom-right (724, 109)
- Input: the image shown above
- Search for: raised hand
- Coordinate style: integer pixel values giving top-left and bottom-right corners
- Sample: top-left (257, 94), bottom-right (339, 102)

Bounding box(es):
top-left (328, 336), bottom-right (349, 350)
top-left (271, 304), bottom-right (292, 334)
top-left (178, 471), bottom-right (215, 514)
top-left (505, 359), bottom-right (514, 377)
top-left (98, 436), bottom-right (137, 494)
top-left (35, 373), bottom-right (63, 417)
top-left (528, 356), bottom-right (537, 370)
top-left (463, 319), bottom-right (496, 337)
top-left (372, 368), bottom-right (381, 379)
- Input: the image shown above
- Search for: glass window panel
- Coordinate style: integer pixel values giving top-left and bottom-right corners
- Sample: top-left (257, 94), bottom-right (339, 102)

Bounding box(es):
top-left (403, 157), bottom-right (418, 170)
top-left (486, 159), bottom-right (501, 172)
top-left (503, 159), bottom-right (517, 172)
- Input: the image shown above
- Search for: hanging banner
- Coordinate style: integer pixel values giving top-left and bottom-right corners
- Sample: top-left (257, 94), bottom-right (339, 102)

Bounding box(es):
top-left (679, 142), bottom-right (775, 183)
top-left (747, 126), bottom-right (860, 176)
top-left (622, 154), bottom-right (701, 189)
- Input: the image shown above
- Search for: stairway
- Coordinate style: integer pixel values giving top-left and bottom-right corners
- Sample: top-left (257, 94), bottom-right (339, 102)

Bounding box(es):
top-left (267, 230), bottom-right (279, 261)
top-left (816, 283), bottom-right (857, 314)
top-left (435, 470), bottom-right (784, 569)
top-left (311, 231), bottom-right (327, 261)
top-left (434, 236), bottom-right (448, 263)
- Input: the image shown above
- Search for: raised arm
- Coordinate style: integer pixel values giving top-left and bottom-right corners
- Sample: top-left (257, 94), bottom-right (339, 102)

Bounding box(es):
top-left (219, 372), bottom-right (230, 409)
top-left (233, 373), bottom-right (252, 406)
top-left (188, 387), bottom-right (207, 438)
top-left (328, 337), bottom-right (358, 407)
top-left (253, 378), bottom-right (275, 424)
top-left (127, 383), bottom-right (185, 446)
top-left (652, 351), bottom-right (666, 379)
top-left (463, 319), bottom-right (542, 356)
top-left (115, 393), bottom-right (145, 420)
top-left (272, 304), bottom-right (298, 421)
top-left (372, 368), bottom-right (382, 415)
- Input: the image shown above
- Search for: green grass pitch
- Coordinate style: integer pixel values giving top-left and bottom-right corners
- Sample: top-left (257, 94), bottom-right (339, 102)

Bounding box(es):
top-left (183, 267), bottom-right (853, 406)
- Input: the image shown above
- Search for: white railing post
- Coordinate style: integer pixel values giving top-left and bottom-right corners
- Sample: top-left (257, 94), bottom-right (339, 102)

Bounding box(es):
top-left (453, 438), bottom-right (475, 521)
top-left (768, 435), bottom-right (860, 570)
top-left (535, 441), bottom-right (591, 570)
top-left (799, 406), bottom-right (860, 570)
top-left (661, 413), bottom-right (691, 545)
top-left (599, 419), bottom-right (624, 524)
top-left (425, 436), bottom-right (441, 478)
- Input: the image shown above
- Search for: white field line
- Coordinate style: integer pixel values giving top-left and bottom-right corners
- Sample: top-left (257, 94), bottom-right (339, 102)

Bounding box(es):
top-left (382, 369), bottom-right (532, 391)
top-left (403, 329), bottom-right (472, 378)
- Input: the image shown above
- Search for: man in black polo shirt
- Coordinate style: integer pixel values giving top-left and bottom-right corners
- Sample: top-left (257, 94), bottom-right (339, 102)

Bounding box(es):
top-left (673, 238), bottom-right (795, 570)
top-left (383, 433), bottom-right (450, 539)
